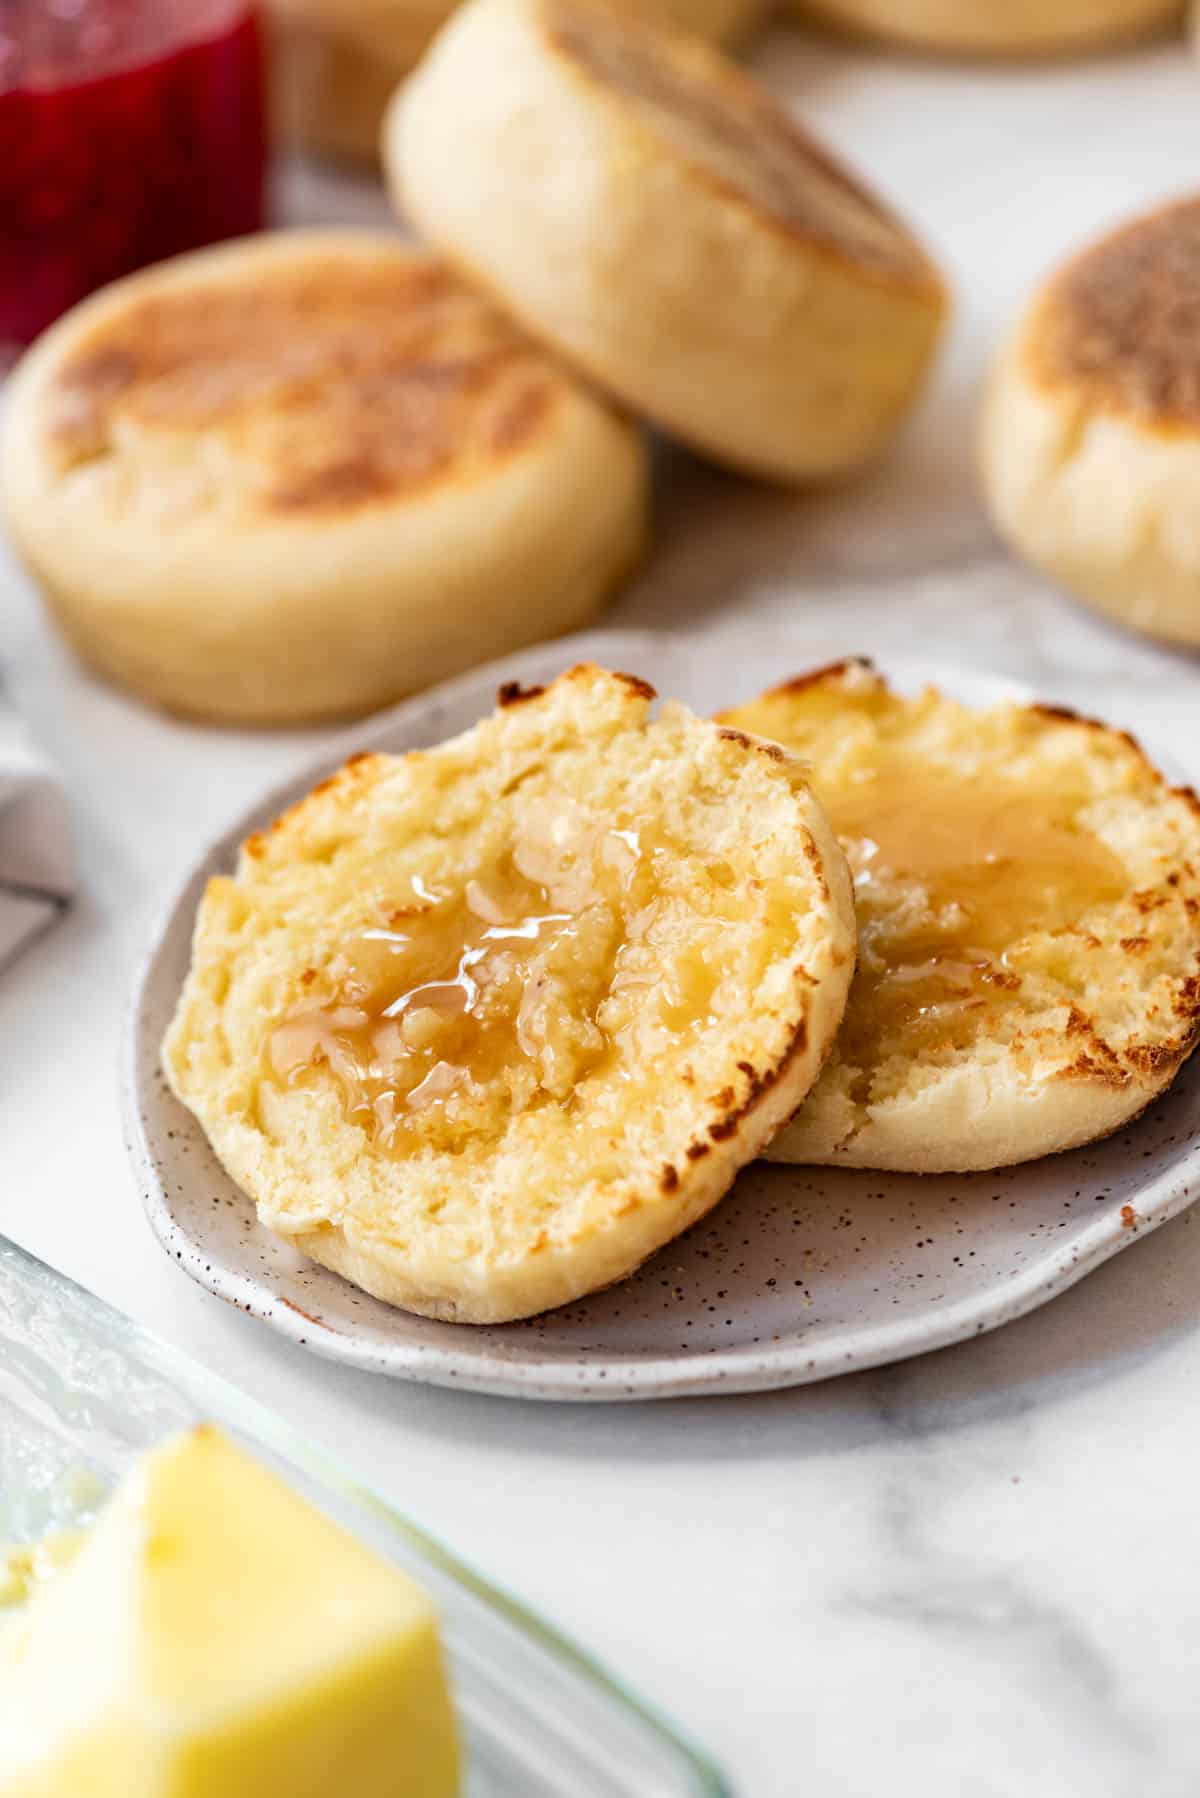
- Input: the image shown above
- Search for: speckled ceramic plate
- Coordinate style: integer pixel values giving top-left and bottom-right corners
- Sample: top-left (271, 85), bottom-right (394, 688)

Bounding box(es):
top-left (125, 629), bottom-right (1200, 1400)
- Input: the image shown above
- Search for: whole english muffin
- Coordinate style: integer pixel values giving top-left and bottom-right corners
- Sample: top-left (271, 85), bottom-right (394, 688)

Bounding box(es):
top-left (387, 0), bottom-right (948, 483)
top-left (270, 0), bottom-right (768, 163)
top-left (791, 0), bottom-right (1182, 54)
top-left (163, 667), bottom-right (856, 1323)
top-left (982, 196), bottom-right (1200, 648)
top-left (723, 661), bottom-right (1200, 1174)
top-left (0, 232), bottom-right (648, 725)
top-left (269, 0), bottom-right (460, 161)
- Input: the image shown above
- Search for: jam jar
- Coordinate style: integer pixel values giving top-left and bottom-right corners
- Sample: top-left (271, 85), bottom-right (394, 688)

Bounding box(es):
top-left (0, 0), bottom-right (265, 353)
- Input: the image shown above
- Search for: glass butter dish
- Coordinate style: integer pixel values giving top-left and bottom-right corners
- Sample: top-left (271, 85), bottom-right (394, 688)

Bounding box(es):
top-left (0, 1237), bottom-right (729, 1798)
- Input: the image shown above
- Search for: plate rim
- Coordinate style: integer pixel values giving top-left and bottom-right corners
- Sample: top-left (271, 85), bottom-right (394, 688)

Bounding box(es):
top-left (124, 626), bottom-right (1200, 1401)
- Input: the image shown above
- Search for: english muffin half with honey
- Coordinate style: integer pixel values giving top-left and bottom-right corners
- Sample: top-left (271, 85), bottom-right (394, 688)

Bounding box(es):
top-left (722, 661), bottom-right (1200, 1174)
top-left (982, 196), bottom-right (1200, 648)
top-left (0, 232), bottom-right (648, 725)
top-left (387, 0), bottom-right (948, 483)
top-left (791, 0), bottom-right (1181, 56)
top-left (163, 666), bottom-right (856, 1323)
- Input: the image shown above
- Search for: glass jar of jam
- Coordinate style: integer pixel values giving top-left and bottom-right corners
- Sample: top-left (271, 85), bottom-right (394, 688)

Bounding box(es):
top-left (0, 0), bottom-right (266, 354)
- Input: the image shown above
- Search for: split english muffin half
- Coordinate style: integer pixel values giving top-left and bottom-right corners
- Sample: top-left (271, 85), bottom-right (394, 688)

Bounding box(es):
top-left (1, 231), bottom-right (648, 725)
top-left (981, 195), bottom-right (1200, 649)
top-left (163, 667), bottom-right (856, 1323)
top-left (387, 0), bottom-right (948, 483)
top-left (723, 660), bottom-right (1200, 1174)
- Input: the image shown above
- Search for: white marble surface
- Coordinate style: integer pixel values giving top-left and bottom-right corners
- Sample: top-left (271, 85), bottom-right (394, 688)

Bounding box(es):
top-left (4, 25), bottom-right (1200, 1797)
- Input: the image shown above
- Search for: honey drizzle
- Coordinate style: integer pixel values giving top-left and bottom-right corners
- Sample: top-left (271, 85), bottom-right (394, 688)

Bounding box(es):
top-left (825, 762), bottom-right (1129, 1068)
top-left (264, 828), bottom-right (661, 1149)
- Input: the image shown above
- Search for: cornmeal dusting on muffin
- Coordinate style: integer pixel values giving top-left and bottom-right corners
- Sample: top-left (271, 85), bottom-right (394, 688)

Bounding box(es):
top-left (1025, 197), bottom-right (1200, 431)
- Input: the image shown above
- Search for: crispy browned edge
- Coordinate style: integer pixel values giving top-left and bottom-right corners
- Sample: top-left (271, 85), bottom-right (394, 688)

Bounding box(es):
top-left (712, 656), bottom-right (878, 725)
top-left (497, 680), bottom-right (547, 707)
top-left (498, 664), bottom-right (656, 708)
top-left (656, 1015), bottom-right (813, 1189)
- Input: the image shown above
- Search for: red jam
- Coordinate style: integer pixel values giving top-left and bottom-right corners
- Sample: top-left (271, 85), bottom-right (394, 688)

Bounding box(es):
top-left (0, 1), bottom-right (265, 352)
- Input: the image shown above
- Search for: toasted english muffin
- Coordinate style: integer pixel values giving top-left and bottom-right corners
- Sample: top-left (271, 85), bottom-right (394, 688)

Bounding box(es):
top-left (163, 666), bottom-right (856, 1323)
top-left (722, 661), bottom-right (1200, 1174)
top-left (270, 0), bottom-right (767, 164)
top-left (0, 232), bottom-right (648, 725)
top-left (387, 0), bottom-right (948, 483)
top-left (981, 196), bottom-right (1200, 649)
top-left (791, 0), bottom-right (1181, 54)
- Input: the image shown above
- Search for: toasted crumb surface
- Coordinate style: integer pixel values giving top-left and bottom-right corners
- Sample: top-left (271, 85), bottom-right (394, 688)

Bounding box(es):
top-left (723, 661), bottom-right (1200, 1173)
top-left (164, 666), bottom-right (855, 1321)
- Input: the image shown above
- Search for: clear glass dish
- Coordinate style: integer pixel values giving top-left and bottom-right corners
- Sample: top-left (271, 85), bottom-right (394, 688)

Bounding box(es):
top-left (0, 1237), bottom-right (730, 1798)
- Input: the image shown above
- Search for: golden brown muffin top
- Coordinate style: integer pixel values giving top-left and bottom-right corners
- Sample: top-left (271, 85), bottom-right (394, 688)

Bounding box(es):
top-left (42, 243), bottom-right (563, 519)
top-left (1025, 195), bottom-right (1200, 432)
top-left (543, 0), bottom-right (945, 296)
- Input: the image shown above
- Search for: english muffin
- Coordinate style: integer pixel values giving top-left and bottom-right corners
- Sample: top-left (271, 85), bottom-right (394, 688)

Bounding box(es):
top-left (270, 0), bottom-right (768, 163)
top-left (163, 666), bottom-right (856, 1323)
top-left (387, 0), bottom-right (948, 483)
top-left (723, 661), bottom-right (1200, 1174)
top-left (0, 232), bottom-right (648, 725)
top-left (269, 0), bottom-right (459, 162)
top-left (982, 196), bottom-right (1200, 648)
top-left (792, 0), bottom-right (1182, 55)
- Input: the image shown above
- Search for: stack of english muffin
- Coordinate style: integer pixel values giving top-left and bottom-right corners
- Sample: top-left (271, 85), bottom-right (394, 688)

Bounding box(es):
top-left (2, 0), bottom-right (950, 725)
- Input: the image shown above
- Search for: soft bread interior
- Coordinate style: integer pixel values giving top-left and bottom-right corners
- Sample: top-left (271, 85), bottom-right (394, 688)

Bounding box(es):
top-left (165, 666), bottom-right (856, 1320)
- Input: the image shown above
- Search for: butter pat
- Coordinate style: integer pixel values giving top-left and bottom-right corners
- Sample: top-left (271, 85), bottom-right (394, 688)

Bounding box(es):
top-left (0, 1426), bottom-right (460, 1798)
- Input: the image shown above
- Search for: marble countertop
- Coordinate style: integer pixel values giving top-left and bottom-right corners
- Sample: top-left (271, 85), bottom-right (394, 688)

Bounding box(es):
top-left (4, 26), bottom-right (1200, 1797)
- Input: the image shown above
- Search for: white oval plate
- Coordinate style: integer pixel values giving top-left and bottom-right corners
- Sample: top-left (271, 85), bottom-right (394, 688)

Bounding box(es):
top-left (125, 628), bottom-right (1200, 1400)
